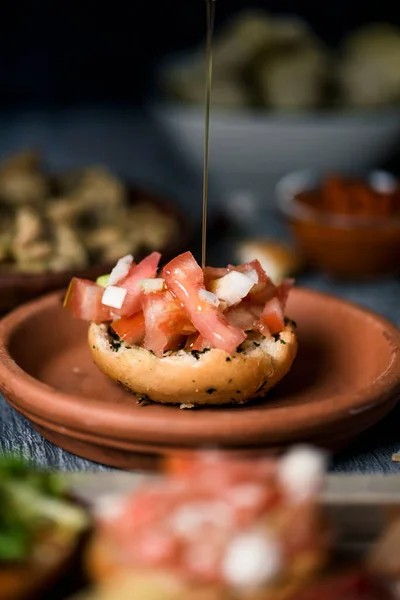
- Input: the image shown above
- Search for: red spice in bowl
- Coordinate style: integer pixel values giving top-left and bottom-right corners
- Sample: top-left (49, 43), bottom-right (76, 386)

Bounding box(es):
top-left (276, 170), bottom-right (400, 278)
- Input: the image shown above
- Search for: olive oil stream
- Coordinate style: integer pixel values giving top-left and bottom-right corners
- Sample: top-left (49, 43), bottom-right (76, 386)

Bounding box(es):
top-left (201, 0), bottom-right (215, 268)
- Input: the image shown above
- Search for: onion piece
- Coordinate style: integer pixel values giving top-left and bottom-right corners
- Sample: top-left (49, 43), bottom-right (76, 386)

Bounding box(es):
top-left (139, 278), bottom-right (166, 294)
top-left (222, 531), bottom-right (282, 588)
top-left (101, 286), bottom-right (127, 309)
top-left (199, 289), bottom-right (220, 307)
top-left (108, 254), bottom-right (134, 286)
top-left (209, 270), bottom-right (256, 307)
top-left (278, 445), bottom-right (327, 503)
top-left (244, 269), bottom-right (259, 284)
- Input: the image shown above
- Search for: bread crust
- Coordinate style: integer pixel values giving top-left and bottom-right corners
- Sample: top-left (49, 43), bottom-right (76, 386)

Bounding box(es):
top-left (88, 321), bottom-right (298, 406)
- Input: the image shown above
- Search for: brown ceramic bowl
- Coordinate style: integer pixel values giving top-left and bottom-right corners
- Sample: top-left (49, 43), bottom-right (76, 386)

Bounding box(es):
top-left (0, 287), bottom-right (399, 470)
top-left (275, 170), bottom-right (400, 278)
top-left (0, 534), bottom-right (84, 600)
top-left (0, 186), bottom-right (191, 315)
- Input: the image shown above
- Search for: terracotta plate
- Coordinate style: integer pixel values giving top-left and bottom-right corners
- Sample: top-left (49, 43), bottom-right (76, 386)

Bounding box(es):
top-left (0, 186), bottom-right (190, 314)
top-left (0, 288), bottom-right (400, 469)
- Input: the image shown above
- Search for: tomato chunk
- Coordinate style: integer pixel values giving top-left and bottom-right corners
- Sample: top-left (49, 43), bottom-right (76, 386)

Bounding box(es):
top-left (163, 252), bottom-right (246, 354)
top-left (158, 292), bottom-right (196, 337)
top-left (257, 297), bottom-right (285, 336)
top-left (231, 259), bottom-right (276, 304)
top-left (164, 334), bottom-right (186, 352)
top-left (115, 252), bottom-right (161, 317)
top-left (63, 278), bottom-right (111, 322)
top-left (276, 278), bottom-right (295, 310)
top-left (111, 312), bottom-right (146, 346)
top-left (225, 305), bottom-right (257, 331)
top-left (190, 334), bottom-right (210, 351)
top-left (141, 291), bottom-right (189, 357)
top-left (230, 259), bottom-right (267, 281)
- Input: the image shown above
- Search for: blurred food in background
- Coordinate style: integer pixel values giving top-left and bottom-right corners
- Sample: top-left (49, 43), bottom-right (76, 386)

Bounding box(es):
top-left (338, 24), bottom-right (400, 109)
top-left (276, 169), bottom-right (400, 278)
top-left (1, 449), bottom-right (400, 599)
top-left (0, 454), bottom-right (89, 600)
top-left (85, 446), bottom-right (330, 598)
top-left (160, 10), bottom-right (400, 111)
top-left (0, 150), bottom-right (180, 274)
top-left (75, 447), bottom-right (400, 600)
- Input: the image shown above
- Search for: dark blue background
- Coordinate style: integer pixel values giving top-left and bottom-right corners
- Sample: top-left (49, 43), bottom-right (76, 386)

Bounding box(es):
top-left (1, 1), bottom-right (400, 107)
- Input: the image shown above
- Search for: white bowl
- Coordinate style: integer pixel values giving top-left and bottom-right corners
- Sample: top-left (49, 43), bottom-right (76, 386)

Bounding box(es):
top-left (151, 103), bottom-right (400, 208)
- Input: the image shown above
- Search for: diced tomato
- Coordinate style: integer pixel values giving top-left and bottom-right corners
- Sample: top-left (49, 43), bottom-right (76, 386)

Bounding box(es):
top-left (229, 259), bottom-right (267, 282)
top-left (257, 297), bottom-right (285, 336)
top-left (226, 483), bottom-right (281, 527)
top-left (111, 312), bottom-right (146, 345)
top-left (184, 333), bottom-right (210, 351)
top-left (63, 278), bottom-right (112, 322)
top-left (249, 281), bottom-right (277, 304)
top-left (246, 303), bottom-right (264, 319)
top-left (141, 291), bottom-right (191, 356)
top-left (225, 305), bottom-right (257, 331)
top-left (276, 278), bottom-right (294, 310)
top-left (230, 259), bottom-right (277, 303)
top-left (203, 266), bottom-right (229, 287)
top-left (114, 252), bottom-right (161, 317)
top-left (163, 454), bottom-right (199, 479)
top-left (158, 292), bottom-right (196, 337)
top-left (165, 452), bottom-right (276, 488)
top-left (184, 334), bottom-right (196, 350)
top-left (183, 530), bottom-right (227, 582)
top-left (134, 528), bottom-right (181, 568)
top-left (164, 334), bottom-right (186, 352)
top-left (141, 292), bottom-right (173, 357)
top-left (106, 489), bottom-right (173, 549)
top-left (140, 288), bottom-right (196, 356)
top-left (163, 252), bottom-right (246, 354)
top-left (190, 334), bottom-right (210, 351)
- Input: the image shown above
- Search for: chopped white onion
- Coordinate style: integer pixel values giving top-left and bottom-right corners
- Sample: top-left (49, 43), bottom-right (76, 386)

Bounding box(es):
top-left (278, 445), bottom-right (327, 503)
top-left (222, 531), bottom-right (282, 588)
top-left (101, 285), bottom-right (127, 309)
top-left (209, 270), bottom-right (256, 307)
top-left (245, 269), bottom-right (259, 284)
top-left (199, 288), bottom-right (220, 307)
top-left (107, 254), bottom-right (134, 286)
top-left (139, 278), bottom-right (166, 293)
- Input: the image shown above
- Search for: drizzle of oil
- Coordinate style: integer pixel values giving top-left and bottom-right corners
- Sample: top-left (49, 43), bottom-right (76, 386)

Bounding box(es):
top-left (201, 0), bottom-right (215, 268)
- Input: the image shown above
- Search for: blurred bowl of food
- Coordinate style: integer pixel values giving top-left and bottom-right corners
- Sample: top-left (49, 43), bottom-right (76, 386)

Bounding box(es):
top-left (275, 168), bottom-right (400, 278)
top-left (0, 151), bottom-right (190, 313)
top-left (152, 12), bottom-right (400, 200)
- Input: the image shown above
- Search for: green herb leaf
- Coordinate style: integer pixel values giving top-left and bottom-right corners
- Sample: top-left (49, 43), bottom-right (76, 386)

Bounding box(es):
top-left (96, 274), bottom-right (110, 287)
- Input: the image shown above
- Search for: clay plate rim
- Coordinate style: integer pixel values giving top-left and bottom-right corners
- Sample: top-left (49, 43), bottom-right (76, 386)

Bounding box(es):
top-left (0, 288), bottom-right (400, 447)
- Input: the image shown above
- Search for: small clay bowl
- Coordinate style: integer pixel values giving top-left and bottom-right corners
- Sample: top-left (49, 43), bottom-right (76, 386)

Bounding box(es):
top-left (0, 287), bottom-right (399, 470)
top-left (0, 185), bottom-right (190, 314)
top-left (275, 170), bottom-right (400, 279)
top-left (0, 533), bottom-right (84, 600)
